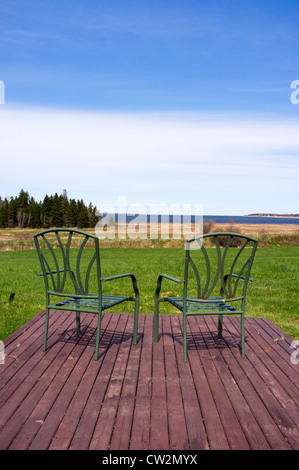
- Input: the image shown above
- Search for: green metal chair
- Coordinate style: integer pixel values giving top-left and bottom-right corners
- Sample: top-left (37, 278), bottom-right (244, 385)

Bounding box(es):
top-left (154, 232), bottom-right (258, 361)
top-left (34, 228), bottom-right (139, 360)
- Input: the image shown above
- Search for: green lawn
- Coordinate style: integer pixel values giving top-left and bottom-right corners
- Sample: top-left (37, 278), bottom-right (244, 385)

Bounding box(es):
top-left (0, 246), bottom-right (298, 341)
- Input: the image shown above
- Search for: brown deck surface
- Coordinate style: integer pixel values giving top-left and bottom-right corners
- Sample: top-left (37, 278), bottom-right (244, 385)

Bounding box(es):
top-left (0, 311), bottom-right (298, 450)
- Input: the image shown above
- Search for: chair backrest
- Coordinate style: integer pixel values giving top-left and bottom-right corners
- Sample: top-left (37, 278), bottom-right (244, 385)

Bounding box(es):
top-left (184, 232), bottom-right (258, 303)
top-left (33, 228), bottom-right (101, 296)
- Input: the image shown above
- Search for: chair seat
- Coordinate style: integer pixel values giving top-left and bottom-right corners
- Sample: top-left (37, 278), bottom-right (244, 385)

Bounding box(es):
top-left (53, 295), bottom-right (131, 311)
top-left (165, 296), bottom-right (238, 314)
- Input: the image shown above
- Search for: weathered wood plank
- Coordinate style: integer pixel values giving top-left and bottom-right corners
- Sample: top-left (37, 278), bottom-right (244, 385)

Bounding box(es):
top-left (49, 313), bottom-right (114, 450)
top-left (0, 311), bottom-right (298, 451)
top-left (204, 317), bottom-right (270, 450)
top-left (69, 313), bottom-right (127, 450)
top-left (171, 315), bottom-right (209, 450)
top-left (9, 313), bottom-right (95, 450)
top-left (224, 317), bottom-right (296, 449)
top-left (150, 313), bottom-right (169, 450)
top-left (162, 315), bottom-right (189, 451)
top-left (191, 316), bottom-right (251, 450)
top-left (109, 314), bottom-right (145, 450)
top-left (89, 314), bottom-right (132, 450)
top-left (1, 312), bottom-right (90, 450)
top-left (130, 313), bottom-right (153, 450)
top-left (185, 316), bottom-right (229, 450)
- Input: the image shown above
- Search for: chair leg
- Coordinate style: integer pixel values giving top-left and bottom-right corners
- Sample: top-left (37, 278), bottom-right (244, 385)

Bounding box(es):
top-left (241, 314), bottom-right (245, 358)
top-left (133, 295), bottom-right (139, 344)
top-left (43, 308), bottom-right (49, 351)
top-left (76, 311), bottom-right (81, 336)
top-left (218, 314), bottom-right (223, 340)
top-left (154, 295), bottom-right (159, 343)
top-left (95, 312), bottom-right (102, 361)
top-left (183, 314), bottom-right (187, 362)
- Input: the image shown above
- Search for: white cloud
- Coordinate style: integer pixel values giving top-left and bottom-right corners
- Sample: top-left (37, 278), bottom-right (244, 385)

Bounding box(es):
top-left (0, 105), bottom-right (298, 214)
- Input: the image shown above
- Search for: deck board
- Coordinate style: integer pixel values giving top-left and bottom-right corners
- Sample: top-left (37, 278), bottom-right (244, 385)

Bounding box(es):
top-left (0, 311), bottom-right (298, 451)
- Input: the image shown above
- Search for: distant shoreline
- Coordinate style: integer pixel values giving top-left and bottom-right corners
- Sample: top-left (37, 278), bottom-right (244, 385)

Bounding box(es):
top-left (246, 214), bottom-right (299, 218)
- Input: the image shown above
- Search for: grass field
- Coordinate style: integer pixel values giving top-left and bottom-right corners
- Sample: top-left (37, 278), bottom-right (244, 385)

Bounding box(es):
top-left (0, 244), bottom-right (298, 342)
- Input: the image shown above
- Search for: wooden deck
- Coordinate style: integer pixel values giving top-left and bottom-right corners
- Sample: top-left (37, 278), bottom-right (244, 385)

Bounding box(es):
top-left (0, 310), bottom-right (298, 451)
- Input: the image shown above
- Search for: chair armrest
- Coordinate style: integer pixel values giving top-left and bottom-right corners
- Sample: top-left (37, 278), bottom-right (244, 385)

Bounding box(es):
top-left (102, 273), bottom-right (139, 297)
top-left (157, 274), bottom-right (184, 284)
top-left (37, 269), bottom-right (66, 276)
top-left (102, 273), bottom-right (135, 282)
top-left (224, 273), bottom-right (255, 283)
top-left (155, 273), bottom-right (184, 298)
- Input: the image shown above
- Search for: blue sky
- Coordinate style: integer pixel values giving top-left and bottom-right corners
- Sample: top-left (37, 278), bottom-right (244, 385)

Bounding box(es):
top-left (0, 0), bottom-right (298, 215)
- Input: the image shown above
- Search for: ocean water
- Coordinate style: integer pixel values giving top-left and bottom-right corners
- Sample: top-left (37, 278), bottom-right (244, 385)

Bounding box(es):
top-left (202, 215), bottom-right (299, 225)
top-left (112, 214), bottom-right (299, 225)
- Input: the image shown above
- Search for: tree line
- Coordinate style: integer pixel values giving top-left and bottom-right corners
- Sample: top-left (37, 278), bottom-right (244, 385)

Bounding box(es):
top-left (0, 190), bottom-right (100, 229)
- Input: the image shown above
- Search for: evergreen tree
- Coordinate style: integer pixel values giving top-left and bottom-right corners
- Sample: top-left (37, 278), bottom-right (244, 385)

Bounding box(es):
top-left (66, 199), bottom-right (78, 227)
top-left (0, 198), bottom-right (8, 228)
top-left (77, 200), bottom-right (89, 228)
top-left (51, 193), bottom-right (63, 226)
top-left (29, 197), bottom-right (41, 228)
top-left (41, 195), bottom-right (53, 228)
top-left (17, 189), bottom-right (30, 209)
top-left (88, 202), bottom-right (100, 227)
top-left (0, 190), bottom-right (99, 229)
top-left (7, 197), bottom-right (17, 227)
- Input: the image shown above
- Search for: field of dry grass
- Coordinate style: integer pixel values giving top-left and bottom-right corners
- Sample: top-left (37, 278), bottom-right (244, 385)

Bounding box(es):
top-left (0, 222), bottom-right (298, 250)
top-left (224, 223), bottom-right (299, 235)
